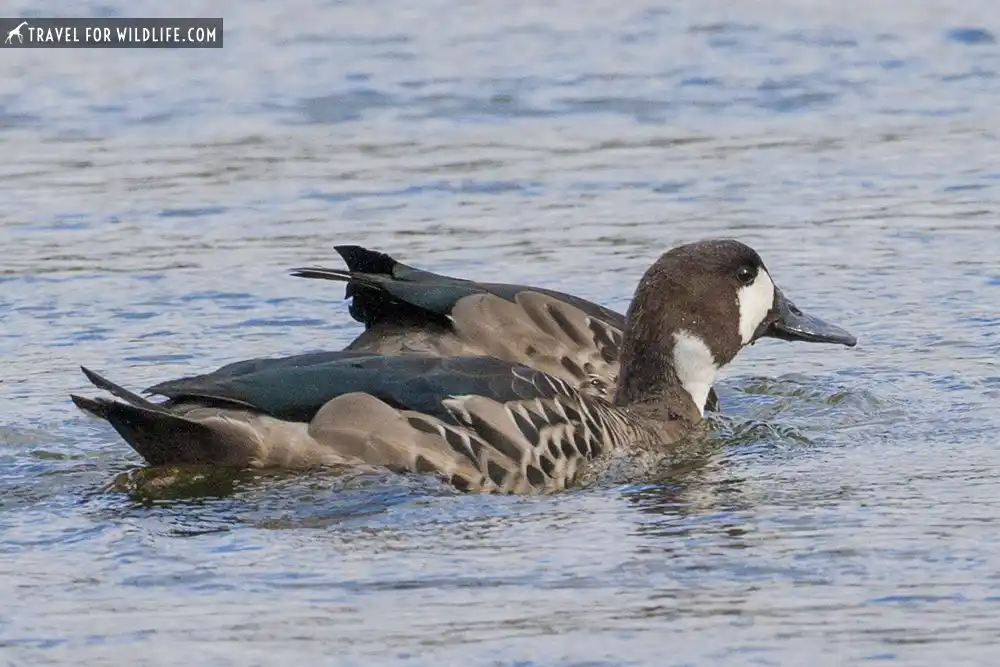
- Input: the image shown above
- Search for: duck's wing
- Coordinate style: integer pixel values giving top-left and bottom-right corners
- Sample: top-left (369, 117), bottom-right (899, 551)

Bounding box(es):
top-left (145, 354), bottom-right (525, 418)
top-left (293, 246), bottom-right (720, 411)
top-left (293, 246), bottom-right (721, 412)
top-left (71, 355), bottom-right (641, 493)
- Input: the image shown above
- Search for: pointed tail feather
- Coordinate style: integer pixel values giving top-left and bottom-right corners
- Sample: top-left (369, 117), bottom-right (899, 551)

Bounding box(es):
top-left (79, 366), bottom-right (160, 409)
top-left (291, 245), bottom-right (468, 286)
top-left (288, 266), bottom-right (408, 326)
top-left (73, 391), bottom-right (232, 465)
top-left (290, 262), bottom-right (462, 328)
top-left (335, 245), bottom-right (472, 284)
top-left (72, 368), bottom-right (251, 466)
top-left (70, 393), bottom-right (119, 419)
top-left (289, 245), bottom-right (400, 284)
top-left (288, 266), bottom-right (353, 283)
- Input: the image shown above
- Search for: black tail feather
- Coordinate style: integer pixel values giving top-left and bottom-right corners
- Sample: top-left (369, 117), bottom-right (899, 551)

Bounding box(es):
top-left (72, 368), bottom-right (245, 466)
top-left (288, 246), bottom-right (402, 284)
top-left (79, 366), bottom-right (160, 410)
top-left (70, 393), bottom-right (115, 419)
top-left (289, 245), bottom-right (464, 327)
top-left (288, 266), bottom-right (353, 283)
top-left (333, 244), bottom-right (469, 285)
top-left (333, 245), bottom-right (399, 275)
top-left (72, 392), bottom-right (241, 466)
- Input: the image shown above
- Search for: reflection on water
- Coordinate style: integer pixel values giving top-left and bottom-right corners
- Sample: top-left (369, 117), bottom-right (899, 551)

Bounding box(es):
top-left (3, 0), bottom-right (1000, 664)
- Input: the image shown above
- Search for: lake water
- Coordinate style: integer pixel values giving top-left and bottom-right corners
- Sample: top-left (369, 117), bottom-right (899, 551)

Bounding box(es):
top-left (3, 0), bottom-right (1000, 665)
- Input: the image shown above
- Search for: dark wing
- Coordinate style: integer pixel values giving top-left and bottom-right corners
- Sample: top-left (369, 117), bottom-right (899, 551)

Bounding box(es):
top-left (147, 353), bottom-right (567, 424)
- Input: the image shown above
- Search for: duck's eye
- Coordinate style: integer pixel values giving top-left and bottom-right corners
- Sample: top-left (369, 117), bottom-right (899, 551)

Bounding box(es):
top-left (736, 266), bottom-right (756, 285)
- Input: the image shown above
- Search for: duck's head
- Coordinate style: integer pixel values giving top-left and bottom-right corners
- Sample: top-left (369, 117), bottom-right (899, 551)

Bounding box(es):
top-left (614, 239), bottom-right (856, 416)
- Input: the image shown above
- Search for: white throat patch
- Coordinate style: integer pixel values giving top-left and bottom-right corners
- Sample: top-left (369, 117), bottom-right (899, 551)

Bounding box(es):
top-left (672, 330), bottom-right (719, 416)
top-left (737, 270), bottom-right (776, 344)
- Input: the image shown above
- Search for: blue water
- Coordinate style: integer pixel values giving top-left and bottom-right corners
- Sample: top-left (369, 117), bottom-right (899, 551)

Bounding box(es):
top-left (3, 0), bottom-right (1000, 665)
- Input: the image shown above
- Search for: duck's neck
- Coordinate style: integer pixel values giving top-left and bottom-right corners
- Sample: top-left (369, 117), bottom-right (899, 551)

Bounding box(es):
top-left (613, 330), bottom-right (718, 420)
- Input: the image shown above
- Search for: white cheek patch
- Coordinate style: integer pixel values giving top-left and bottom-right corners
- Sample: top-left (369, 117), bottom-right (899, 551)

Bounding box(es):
top-left (672, 331), bottom-right (719, 417)
top-left (737, 270), bottom-right (775, 344)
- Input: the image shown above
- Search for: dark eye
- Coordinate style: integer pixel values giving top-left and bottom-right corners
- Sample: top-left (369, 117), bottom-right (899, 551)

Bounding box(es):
top-left (736, 265), bottom-right (756, 285)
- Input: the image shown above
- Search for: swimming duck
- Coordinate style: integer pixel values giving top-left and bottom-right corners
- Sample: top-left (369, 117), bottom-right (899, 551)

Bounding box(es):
top-left (71, 239), bottom-right (857, 494)
top-left (292, 245), bottom-right (713, 409)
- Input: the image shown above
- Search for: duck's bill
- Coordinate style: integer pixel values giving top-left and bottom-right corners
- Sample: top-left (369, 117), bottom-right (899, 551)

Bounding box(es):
top-left (767, 290), bottom-right (858, 347)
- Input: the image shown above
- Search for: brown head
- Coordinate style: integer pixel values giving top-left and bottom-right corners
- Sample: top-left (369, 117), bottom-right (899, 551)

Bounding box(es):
top-left (613, 239), bottom-right (856, 417)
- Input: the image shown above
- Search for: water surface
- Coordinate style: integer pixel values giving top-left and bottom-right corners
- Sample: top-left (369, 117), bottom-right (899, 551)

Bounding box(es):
top-left (3, 0), bottom-right (1000, 665)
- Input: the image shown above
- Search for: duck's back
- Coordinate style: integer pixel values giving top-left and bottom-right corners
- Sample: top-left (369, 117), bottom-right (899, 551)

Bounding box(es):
top-left (293, 245), bottom-right (719, 410)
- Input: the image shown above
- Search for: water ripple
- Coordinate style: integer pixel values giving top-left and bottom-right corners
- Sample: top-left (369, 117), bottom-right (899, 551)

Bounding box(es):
top-left (3, 0), bottom-right (1000, 664)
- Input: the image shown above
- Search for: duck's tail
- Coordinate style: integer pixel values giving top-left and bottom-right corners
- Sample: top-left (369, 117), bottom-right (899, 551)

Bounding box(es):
top-left (318, 245), bottom-right (461, 282)
top-left (289, 245), bottom-right (477, 329)
top-left (289, 244), bottom-right (456, 287)
top-left (71, 367), bottom-right (244, 466)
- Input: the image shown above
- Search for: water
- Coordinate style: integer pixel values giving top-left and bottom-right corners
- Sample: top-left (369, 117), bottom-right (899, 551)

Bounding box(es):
top-left (2, 0), bottom-right (1000, 664)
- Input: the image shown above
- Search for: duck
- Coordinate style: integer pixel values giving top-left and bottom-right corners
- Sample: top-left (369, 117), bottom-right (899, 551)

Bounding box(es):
top-left (70, 239), bottom-right (857, 494)
top-left (291, 245), bottom-right (716, 409)
top-left (290, 242), bottom-right (858, 413)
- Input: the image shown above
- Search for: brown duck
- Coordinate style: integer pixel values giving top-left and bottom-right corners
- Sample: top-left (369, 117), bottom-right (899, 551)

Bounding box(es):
top-left (71, 239), bottom-right (857, 494)
top-left (290, 243), bottom-right (711, 408)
